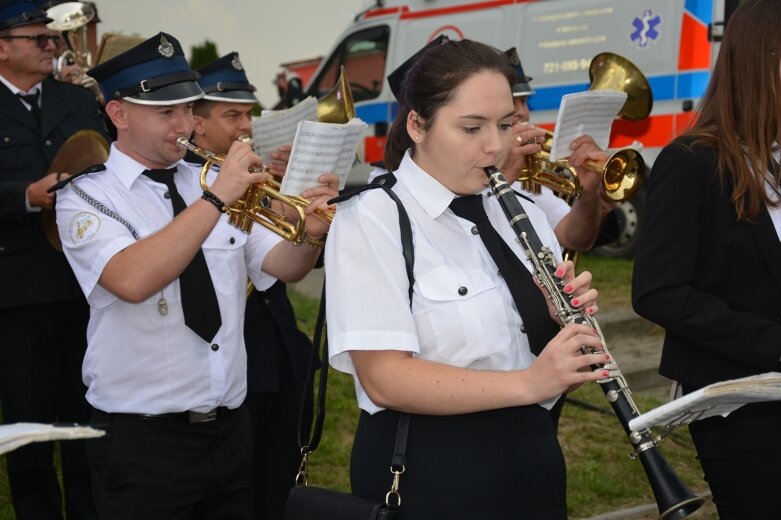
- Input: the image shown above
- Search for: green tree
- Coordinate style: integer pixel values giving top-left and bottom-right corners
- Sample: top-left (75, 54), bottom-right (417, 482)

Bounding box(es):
top-left (189, 40), bottom-right (219, 70)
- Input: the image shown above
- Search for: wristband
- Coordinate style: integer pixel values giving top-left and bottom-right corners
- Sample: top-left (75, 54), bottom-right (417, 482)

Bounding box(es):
top-left (294, 230), bottom-right (327, 248)
top-left (202, 190), bottom-right (227, 213)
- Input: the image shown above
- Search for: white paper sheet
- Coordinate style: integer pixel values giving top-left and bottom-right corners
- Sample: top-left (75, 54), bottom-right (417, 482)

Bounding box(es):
top-left (280, 118), bottom-right (367, 194)
top-left (251, 96), bottom-right (318, 165)
top-left (628, 372), bottom-right (781, 432)
top-left (549, 90), bottom-right (627, 161)
top-left (0, 423), bottom-right (105, 455)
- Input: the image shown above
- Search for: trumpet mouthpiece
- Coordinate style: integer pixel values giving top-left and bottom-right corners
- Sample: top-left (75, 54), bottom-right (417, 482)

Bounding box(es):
top-left (176, 136), bottom-right (190, 148)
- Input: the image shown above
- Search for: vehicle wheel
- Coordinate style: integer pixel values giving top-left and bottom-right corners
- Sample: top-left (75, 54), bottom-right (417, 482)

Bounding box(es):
top-left (591, 186), bottom-right (645, 259)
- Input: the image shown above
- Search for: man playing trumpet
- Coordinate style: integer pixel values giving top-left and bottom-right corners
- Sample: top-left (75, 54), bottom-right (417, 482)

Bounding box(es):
top-left (53, 32), bottom-right (337, 519)
top-left (187, 51), bottom-right (317, 520)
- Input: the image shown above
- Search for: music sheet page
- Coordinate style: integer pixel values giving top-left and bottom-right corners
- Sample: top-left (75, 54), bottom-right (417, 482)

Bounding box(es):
top-left (628, 372), bottom-right (781, 432)
top-left (0, 423), bottom-right (105, 455)
top-left (251, 97), bottom-right (318, 165)
top-left (280, 118), bottom-right (368, 194)
top-left (549, 90), bottom-right (628, 161)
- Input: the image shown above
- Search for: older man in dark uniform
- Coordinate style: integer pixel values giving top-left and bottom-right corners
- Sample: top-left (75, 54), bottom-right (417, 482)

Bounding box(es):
top-left (0, 0), bottom-right (107, 518)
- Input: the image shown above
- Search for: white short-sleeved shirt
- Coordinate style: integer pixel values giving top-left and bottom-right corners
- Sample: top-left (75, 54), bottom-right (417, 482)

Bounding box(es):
top-left (326, 151), bottom-right (562, 414)
top-left (56, 143), bottom-right (282, 414)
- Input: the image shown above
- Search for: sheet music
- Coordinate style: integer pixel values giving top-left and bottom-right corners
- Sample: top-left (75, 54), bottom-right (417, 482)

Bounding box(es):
top-left (549, 90), bottom-right (627, 161)
top-left (251, 97), bottom-right (318, 165)
top-left (628, 372), bottom-right (781, 432)
top-left (280, 118), bottom-right (367, 194)
top-left (0, 423), bottom-right (105, 455)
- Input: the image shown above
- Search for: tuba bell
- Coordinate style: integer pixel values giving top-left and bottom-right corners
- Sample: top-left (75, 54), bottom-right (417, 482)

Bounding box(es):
top-left (518, 52), bottom-right (650, 203)
top-left (316, 66), bottom-right (356, 124)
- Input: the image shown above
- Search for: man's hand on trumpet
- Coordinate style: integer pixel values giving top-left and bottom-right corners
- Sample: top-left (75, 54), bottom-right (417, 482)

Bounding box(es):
top-left (209, 140), bottom-right (267, 207)
top-left (500, 122), bottom-right (547, 183)
top-left (299, 172), bottom-right (340, 239)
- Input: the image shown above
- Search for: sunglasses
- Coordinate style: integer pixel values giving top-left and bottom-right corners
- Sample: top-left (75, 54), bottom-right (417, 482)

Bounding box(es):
top-left (1, 34), bottom-right (61, 49)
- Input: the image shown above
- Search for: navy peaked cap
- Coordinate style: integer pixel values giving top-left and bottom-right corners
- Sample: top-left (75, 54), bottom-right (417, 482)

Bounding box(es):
top-left (87, 32), bottom-right (203, 105)
top-left (197, 52), bottom-right (258, 103)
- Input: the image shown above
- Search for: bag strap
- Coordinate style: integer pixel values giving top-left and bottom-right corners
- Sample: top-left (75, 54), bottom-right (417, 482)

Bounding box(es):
top-left (296, 173), bottom-right (414, 507)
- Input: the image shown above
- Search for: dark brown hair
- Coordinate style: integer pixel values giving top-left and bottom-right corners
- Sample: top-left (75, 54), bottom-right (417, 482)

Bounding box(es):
top-left (685, 0), bottom-right (781, 221)
top-left (383, 39), bottom-right (516, 171)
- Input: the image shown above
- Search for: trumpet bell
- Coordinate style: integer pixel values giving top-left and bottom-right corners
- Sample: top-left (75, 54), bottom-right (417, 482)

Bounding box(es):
top-left (603, 149), bottom-right (645, 201)
top-left (589, 52), bottom-right (653, 121)
top-left (317, 66), bottom-right (356, 124)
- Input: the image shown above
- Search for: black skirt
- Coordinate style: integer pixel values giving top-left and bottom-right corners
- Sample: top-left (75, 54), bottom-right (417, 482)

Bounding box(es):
top-left (350, 405), bottom-right (567, 520)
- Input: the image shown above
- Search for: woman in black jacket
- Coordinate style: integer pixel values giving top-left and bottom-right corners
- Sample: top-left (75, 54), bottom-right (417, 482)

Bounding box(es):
top-left (632, 1), bottom-right (781, 517)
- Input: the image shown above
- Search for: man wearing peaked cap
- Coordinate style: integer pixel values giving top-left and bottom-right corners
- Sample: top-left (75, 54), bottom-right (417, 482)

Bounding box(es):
top-left (190, 52), bottom-right (314, 520)
top-left (56, 32), bottom-right (339, 519)
top-left (0, 1), bottom-right (108, 518)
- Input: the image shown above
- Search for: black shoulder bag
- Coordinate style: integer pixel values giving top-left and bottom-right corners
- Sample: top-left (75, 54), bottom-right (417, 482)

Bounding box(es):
top-left (284, 174), bottom-right (414, 520)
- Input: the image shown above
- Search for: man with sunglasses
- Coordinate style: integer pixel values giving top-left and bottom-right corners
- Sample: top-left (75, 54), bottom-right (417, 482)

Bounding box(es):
top-left (0, 1), bottom-right (107, 518)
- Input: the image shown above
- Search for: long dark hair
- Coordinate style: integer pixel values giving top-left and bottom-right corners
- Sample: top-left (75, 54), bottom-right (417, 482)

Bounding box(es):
top-left (685, 0), bottom-right (781, 221)
top-left (384, 39), bottom-right (516, 171)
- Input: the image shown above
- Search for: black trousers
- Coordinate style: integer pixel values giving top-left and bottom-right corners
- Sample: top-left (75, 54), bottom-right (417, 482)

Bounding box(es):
top-left (245, 380), bottom-right (309, 520)
top-left (0, 299), bottom-right (95, 520)
top-left (351, 406), bottom-right (567, 520)
top-left (86, 405), bottom-right (254, 520)
top-left (688, 399), bottom-right (781, 519)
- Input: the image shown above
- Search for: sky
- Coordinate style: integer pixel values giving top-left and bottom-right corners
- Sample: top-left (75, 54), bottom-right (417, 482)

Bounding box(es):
top-left (93, 0), bottom-right (368, 107)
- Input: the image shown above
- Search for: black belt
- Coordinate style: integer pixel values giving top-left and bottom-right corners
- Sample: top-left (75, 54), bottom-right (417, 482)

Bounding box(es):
top-left (98, 406), bottom-right (238, 424)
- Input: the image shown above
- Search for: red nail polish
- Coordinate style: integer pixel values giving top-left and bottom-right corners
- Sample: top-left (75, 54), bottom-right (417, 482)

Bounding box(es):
top-left (602, 370), bottom-right (609, 377)
top-left (564, 284), bottom-right (573, 294)
top-left (555, 269), bottom-right (563, 277)
top-left (571, 298), bottom-right (580, 306)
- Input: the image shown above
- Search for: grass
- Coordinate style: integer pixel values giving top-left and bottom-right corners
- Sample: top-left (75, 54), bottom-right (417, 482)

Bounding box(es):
top-left (0, 256), bottom-right (717, 519)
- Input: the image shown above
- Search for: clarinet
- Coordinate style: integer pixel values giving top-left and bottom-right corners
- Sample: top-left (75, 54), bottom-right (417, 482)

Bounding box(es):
top-left (484, 167), bottom-right (704, 520)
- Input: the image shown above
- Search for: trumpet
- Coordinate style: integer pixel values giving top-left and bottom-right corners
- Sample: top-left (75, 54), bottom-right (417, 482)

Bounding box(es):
top-left (176, 137), bottom-right (333, 242)
top-left (519, 130), bottom-right (645, 203)
top-left (519, 52), bottom-right (650, 203)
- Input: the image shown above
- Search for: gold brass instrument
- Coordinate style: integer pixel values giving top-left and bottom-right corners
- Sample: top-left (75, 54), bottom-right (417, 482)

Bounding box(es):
top-left (518, 52), bottom-right (651, 203)
top-left (176, 138), bottom-right (333, 242)
top-left (316, 66), bottom-right (356, 123)
top-left (46, 2), bottom-right (99, 95)
top-left (44, 129), bottom-right (110, 251)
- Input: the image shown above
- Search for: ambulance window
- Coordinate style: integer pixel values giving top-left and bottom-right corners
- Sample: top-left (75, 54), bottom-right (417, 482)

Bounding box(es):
top-left (309, 26), bottom-right (389, 102)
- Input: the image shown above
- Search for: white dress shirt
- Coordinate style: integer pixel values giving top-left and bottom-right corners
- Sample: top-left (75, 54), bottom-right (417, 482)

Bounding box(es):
top-left (326, 151), bottom-right (562, 414)
top-left (56, 143), bottom-right (282, 414)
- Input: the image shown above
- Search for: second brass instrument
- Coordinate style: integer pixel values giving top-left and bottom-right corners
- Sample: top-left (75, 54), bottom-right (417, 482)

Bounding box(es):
top-left (177, 137), bottom-right (333, 242)
top-left (519, 52), bottom-right (650, 203)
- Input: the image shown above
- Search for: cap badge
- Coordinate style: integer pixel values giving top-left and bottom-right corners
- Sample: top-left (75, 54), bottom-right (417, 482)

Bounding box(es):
top-left (232, 55), bottom-right (243, 71)
top-left (158, 35), bottom-right (175, 58)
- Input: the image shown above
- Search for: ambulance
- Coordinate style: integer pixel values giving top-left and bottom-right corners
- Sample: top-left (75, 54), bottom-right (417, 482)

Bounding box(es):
top-left (304, 0), bottom-right (745, 256)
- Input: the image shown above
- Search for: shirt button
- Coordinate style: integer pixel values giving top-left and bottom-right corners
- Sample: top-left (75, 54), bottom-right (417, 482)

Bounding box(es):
top-left (470, 226), bottom-right (479, 235)
top-left (229, 237), bottom-right (235, 244)
top-left (44, 139), bottom-right (52, 146)
top-left (521, 324), bottom-right (527, 333)
top-left (3, 137), bottom-right (9, 143)
top-left (497, 270), bottom-right (503, 278)
top-left (211, 343), bottom-right (219, 352)
top-left (164, 191), bottom-right (171, 199)
top-left (458, 286), bottom-right (468, 296)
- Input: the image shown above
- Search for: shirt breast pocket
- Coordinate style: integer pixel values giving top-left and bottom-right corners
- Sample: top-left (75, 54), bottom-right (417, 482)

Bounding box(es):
top-left (415, 266), bottom-right (512, 365)
top-left (202, 223), bottom-right (247, 297)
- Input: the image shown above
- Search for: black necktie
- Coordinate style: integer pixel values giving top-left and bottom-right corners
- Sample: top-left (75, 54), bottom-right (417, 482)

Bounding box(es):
top-left (449, 194), bottom-right (559, 355)
top-left (142, 167), bottom-right (222, 342)
top-left (17, 91), bottom-right (41, 128)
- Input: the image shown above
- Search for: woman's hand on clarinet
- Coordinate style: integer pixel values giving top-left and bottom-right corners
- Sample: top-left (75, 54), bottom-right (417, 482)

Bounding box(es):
top-left (541, 260), bottom-right (598, 322)
top-left (525, 323), bottom-right (611, 401)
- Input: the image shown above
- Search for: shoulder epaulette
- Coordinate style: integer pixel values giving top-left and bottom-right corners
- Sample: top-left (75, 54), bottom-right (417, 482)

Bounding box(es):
top-left (47, 163), bottom-right (106, 193)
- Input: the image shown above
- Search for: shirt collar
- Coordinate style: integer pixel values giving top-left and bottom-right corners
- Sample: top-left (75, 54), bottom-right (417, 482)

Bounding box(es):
top-left (0, 72), bottom-right (42, 96)
top-left (107, 142), bottom-right (181, 189)
top-left (396, 149), bottom-right (464, 219)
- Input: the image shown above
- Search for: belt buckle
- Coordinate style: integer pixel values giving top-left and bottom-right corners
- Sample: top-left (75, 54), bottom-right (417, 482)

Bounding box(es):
top-left (188, 409), bottom-right (218, 423)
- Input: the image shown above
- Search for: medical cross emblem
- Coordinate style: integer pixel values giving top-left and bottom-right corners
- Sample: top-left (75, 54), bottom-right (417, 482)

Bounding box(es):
top-left (630, 9), bottom-right (662, 49)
